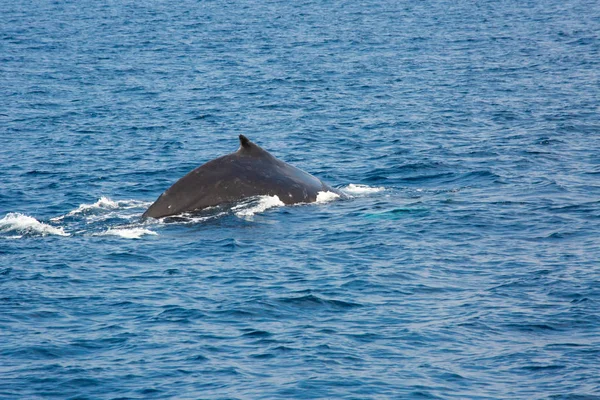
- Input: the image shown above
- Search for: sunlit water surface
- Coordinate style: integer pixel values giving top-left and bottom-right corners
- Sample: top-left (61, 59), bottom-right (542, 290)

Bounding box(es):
top-left (2, 0), bottom-right (600, 398)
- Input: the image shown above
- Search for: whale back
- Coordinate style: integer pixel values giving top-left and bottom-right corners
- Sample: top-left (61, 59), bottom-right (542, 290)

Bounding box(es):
top-left (142, 136), bottom-right (338, 218)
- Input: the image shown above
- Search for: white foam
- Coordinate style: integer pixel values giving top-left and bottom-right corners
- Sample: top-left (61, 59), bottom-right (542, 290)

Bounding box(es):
top-left (233, 195), bottom-right (285, 218)
top-left (52, 197), bottom-right (151, 221)
top-left (0, 213), bottom-right (70, 237)
top-left (98, 227), bottom-right (158, 239)
top-left (342, 184), bottom-right (385, 195)
top-left (315, 191), bottom-right (341, 203)
top-left (65, 196), bottom-right (120, 216)
top-left (173, 212), bottom-right (229, 224)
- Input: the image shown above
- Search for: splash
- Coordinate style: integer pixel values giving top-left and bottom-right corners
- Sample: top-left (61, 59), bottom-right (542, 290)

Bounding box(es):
top-left (97, 227), bottom-right (158, 239)
top-left (167, 211), bottom-right (229, 224)
top-left (52, 197), bottom-right (150, 221)
top-left (315, 191), bottom-right (341, 203)
top-left (0, 213), bottom-right (69, 237)
top-left (342, 184), bottom-right (385, 195)
top-left (233, 195), bottom-right (285, 218)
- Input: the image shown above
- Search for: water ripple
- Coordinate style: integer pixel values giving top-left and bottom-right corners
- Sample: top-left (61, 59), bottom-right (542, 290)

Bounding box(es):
top-left (2, 0), bottom-right (600, 398)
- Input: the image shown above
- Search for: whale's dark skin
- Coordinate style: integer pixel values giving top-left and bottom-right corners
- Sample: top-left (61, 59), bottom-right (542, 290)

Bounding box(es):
top-left (142, 135), bottom-right (344, 218)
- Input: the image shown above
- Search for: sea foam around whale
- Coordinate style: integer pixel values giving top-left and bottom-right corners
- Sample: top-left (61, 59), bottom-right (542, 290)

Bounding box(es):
top-left (0, 213), bottom-right (70, 238)
top-left (1, 185), bottom-right (383, 239)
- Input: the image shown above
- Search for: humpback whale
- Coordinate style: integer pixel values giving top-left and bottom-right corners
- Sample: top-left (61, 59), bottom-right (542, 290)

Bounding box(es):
top-left (142, 135), bottom-right (344, 218)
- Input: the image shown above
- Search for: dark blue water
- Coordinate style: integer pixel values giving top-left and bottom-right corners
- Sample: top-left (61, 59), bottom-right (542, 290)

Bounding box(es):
top-left (2, 0), bottom-right (600, 398)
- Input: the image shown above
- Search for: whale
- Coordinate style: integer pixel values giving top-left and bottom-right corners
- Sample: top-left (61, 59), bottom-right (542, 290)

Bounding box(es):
top-left (142, 135), bottom-right (344, 218)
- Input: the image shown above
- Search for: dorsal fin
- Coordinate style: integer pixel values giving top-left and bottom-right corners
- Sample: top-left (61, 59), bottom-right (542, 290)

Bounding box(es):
top-left (239, 134), bottom-right (251, 148)
top-left (236, 135), bottom-right (274, 160)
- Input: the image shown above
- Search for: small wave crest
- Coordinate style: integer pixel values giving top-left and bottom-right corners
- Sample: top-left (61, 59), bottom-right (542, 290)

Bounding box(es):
top-left (342, 184), bottom-right (385, 195)
top-left (315, 191), bottom-right (341, 203)
top-left (232, 195), bottom-right (285, 218)
top-left (278, 294), bottom-right (362, 310)
top-left (156, 208), bottom-right (230, 224)
top-left (2, 197), bottom-right (156, 239)
top-left (0, 213), bottom-right (69, 238)
top-left (52, 197), bottom-right (150, 221)
top-left (97, 227), bottom-right (158, 239)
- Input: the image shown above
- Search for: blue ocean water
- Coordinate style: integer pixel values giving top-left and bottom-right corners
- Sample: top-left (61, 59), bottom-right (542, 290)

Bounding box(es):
top-left (2, 0), bottom-right (600, 398)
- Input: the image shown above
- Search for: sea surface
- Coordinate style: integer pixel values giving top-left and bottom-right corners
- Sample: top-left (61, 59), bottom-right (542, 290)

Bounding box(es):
top-left (2, 0), bottom-right (600, 398)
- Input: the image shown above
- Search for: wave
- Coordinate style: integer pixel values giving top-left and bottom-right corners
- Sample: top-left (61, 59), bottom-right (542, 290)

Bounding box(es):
top-left (232, 195), bottom-right (285, 218)
top-left (2, 197), bottom-right (151, 240)
top-left (51, 197), bottom-right (150, 221)
top-left (277, 294), bottom-right (362, 309)
top-left (342, 184), bottom-right (385, 195)
top-left (1, 187), bottom-right (376, 239)
top-left (96, 227), bottom-right (158, 239)
top-left (0, 213), bottom-right (69, 238)
top-left (315, 191), bottom-right (340, 203)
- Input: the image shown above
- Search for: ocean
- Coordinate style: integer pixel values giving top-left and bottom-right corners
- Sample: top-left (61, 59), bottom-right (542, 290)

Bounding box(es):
top-left (1, 0), bottom-right (599, 398)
